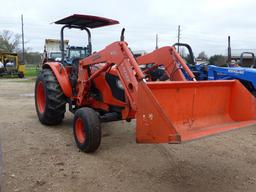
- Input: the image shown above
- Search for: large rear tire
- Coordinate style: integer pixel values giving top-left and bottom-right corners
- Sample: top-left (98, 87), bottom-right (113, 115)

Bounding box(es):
top-left (73, 107), bottom-right (101, 153)
top-left (35, 68), bottom-right (66, 125)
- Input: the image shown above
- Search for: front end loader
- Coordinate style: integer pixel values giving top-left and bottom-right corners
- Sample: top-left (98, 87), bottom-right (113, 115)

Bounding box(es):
top-left (35, 14), bottom-right (256, 153)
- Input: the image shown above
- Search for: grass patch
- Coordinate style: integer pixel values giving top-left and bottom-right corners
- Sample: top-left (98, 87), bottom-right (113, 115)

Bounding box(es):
top-left (25, 66), bottom-right (39, 77)
top-left (0, 64), bottom-right (39, 79)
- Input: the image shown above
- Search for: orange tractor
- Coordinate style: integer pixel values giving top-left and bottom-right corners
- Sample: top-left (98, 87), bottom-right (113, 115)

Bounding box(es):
top-left (35, 14), bottom-right (256, 153)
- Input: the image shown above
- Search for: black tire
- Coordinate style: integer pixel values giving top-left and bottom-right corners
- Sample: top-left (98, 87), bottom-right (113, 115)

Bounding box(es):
top-left (73, 107), bottom-right (101, 153)
top-left (18, 72), bottom-right (24, 78)
top-left (35, 68), bottom-right (66, 125)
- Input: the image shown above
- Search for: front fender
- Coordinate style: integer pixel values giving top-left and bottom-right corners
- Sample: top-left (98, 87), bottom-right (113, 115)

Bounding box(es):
top-left (43, 62), bottom-right (72, 98)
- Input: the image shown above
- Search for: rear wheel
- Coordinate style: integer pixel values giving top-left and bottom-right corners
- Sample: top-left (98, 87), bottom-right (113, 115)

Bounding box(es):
top-left (73, 107), bottom-right (101, 153)
top-left (35, 68), bottom-right (66, 125)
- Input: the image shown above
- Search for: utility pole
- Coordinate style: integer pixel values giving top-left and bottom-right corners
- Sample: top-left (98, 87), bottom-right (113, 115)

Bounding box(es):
top-left (21, 14), bottom-right (25, 64)
top-left (227, 36), bottom-right (231, 65)
top-left (177, 25), bottom-right (181, 53)
top-left (155, 34), bottom-right (158, 50)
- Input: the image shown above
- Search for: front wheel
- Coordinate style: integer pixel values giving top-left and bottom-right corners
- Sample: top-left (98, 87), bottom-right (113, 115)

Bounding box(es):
top-left (73, 107), bottom-right (101, 153)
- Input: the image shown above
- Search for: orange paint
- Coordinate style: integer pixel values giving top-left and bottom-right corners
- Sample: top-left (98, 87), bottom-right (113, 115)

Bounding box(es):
top-left (136, 80), bottom-right (256, 143)
top-left (43, 62), bottom-right (72, 97)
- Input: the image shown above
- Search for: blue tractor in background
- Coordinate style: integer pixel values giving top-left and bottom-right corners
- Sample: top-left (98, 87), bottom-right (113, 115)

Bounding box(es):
top-left (174, 43), bottom-right (256, 96)
top-left (207, 51), bottom-right (256, 95)
top-left (173, 43), bottom-right (208, 80)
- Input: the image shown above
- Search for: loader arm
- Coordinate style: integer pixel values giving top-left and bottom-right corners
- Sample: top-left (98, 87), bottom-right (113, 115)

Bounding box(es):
top-left (78, 41), bottom-right (145, 110)
top-left (137, 46), bottom-right (196, 81)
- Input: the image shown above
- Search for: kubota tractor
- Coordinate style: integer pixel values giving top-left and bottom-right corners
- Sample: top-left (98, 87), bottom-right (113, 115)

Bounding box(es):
top-left (35, 14), bottom-right (256, 153)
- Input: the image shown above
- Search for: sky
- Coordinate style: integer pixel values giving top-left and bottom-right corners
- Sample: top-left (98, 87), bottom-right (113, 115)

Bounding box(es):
top-left (0, 0), bottom-right (256, 56)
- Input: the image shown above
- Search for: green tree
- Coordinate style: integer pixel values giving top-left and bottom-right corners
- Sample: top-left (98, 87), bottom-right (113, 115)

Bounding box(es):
top-left (209, 55), bottom-right (227, 66)
top-left (197, 51), bottom-right (208, 60)
top-left (24, 52), bottom-right (41, 65)
top-left (0, 30), bottom-right (21, 52)
top-left (0, 30), bottom-right (41, 65)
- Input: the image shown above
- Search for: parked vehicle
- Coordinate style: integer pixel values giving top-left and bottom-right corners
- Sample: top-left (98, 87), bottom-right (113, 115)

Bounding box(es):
top-left (35, 14), bottom-right (256, 153)
top-left (0, 52), bottom-right (25, 78)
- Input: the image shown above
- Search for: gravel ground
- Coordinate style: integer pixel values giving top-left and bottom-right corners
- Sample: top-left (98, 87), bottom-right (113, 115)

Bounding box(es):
top-left (1, 78), bottom-right (256, 192)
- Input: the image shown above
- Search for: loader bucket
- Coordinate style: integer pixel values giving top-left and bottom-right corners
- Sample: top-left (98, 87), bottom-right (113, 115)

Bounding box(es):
top-left (136, 80), bottom-right (256, 143)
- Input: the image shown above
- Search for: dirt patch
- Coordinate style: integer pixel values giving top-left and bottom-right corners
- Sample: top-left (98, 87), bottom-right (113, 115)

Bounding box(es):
top-left (1, 79), bottom-right (256, 192)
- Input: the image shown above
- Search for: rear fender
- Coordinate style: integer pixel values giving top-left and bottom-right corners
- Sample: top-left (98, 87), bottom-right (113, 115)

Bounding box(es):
top-left (43, 62), bottom-right (72, 97)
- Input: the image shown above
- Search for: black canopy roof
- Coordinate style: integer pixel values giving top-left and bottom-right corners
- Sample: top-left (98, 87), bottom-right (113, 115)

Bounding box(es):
top-left (55, 14), bottom-right (119, 29)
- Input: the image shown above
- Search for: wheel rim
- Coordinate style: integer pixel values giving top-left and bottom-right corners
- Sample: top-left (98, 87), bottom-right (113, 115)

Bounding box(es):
top-left (36, 81), bottom-right (46, 113)
top-left (75, 117), bottom-right (86, 144)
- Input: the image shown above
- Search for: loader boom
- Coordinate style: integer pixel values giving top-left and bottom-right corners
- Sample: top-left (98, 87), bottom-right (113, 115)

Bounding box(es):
top-left (137, 46), bottom-right (196, 81)
top-left (78, 41), bottom-right (145, 110)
